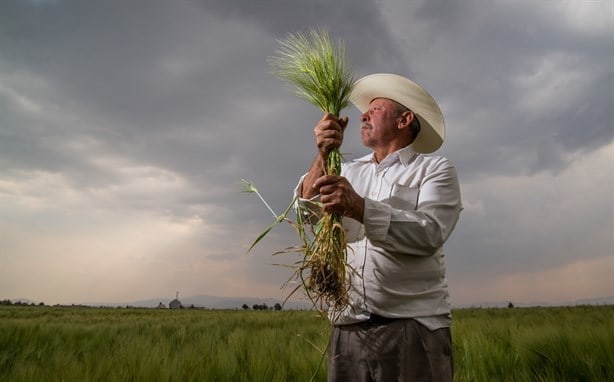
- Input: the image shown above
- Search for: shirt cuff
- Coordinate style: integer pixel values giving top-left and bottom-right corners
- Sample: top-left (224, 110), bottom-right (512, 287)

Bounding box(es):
top-left (363, 197), bottom-right (392, 241)
top-left (294, 175), bottom-right (322, 224)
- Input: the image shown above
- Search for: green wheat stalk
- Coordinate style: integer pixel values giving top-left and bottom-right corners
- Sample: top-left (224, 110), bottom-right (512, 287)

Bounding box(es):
top-left (264, 28), bottom-right (356, 312)
top-left (268, 28), bottom-right (356, 117)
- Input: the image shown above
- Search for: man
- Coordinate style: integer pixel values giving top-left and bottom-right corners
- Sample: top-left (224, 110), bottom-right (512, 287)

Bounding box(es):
top-left (297, 73), bottom-right (462, 381)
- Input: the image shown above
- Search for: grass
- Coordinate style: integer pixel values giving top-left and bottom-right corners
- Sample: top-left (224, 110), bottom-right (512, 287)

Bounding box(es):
top-left (452, 305), bottom-right (614, 381)
top-left (0, 307), bottom-right (329, 382)
top-left (1, 305), bottom-right (612, 381)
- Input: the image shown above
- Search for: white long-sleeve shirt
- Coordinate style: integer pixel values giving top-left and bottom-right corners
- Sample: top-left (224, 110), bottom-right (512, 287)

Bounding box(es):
top-left (296, 144), bottom-right (462, 329)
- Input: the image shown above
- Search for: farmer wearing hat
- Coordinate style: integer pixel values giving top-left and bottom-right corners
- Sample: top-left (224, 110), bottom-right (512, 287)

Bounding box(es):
top-left (298, 73), bottom-right (462, 381)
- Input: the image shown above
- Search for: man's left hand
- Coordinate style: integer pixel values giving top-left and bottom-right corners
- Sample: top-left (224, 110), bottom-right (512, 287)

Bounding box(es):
top-left (313, 175), bottom-right (364, 222)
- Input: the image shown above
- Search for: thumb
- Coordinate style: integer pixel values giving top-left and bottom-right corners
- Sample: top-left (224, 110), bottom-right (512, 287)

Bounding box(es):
top-left (339, 116), bottom-right (349, 131)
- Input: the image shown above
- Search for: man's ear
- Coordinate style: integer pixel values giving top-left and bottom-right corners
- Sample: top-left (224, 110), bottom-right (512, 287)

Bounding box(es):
top-left (398, 110), bottom-right (414, 129)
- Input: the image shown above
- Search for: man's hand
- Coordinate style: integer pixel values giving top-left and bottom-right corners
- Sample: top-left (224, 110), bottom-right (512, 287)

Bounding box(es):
top-left (301, 114), bottom-right (349, 199)
top-left (315, 113), bottom-right (349, 159)
top-left (312, 175), bottom-right (364, 222)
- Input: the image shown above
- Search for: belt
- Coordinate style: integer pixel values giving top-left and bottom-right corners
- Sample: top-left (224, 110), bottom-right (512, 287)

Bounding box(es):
top-left (361, 313), bottom-right (400, 327)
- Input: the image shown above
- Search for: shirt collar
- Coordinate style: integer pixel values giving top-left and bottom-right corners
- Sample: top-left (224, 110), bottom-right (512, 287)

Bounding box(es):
top-left (356, 144), bottom-right (418, 166)
top-left (398, 144), bottom-right (418, 166)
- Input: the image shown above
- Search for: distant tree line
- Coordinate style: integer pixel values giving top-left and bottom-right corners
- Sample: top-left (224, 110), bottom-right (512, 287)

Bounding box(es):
top-left (242, 303), bottom-right (282, 311)
top-left (1, 300), bottom-right (45, 306)
top-left (1, 299), bottom-right (286, 310)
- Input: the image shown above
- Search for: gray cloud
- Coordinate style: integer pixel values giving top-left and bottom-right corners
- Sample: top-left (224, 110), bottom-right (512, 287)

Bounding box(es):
top-left (1, 0), bottom-right (612, 305)
top-left (397, 0), bottom-right (613, 177)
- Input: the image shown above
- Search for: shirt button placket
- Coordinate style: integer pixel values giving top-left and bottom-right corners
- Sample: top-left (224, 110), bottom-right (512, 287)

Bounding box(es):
top-left (370, 174), bottom-right (379, 198)
top-left (373, 169), bottom-right (386, 199)
top-left (369, 170), bottom-right (378, 198)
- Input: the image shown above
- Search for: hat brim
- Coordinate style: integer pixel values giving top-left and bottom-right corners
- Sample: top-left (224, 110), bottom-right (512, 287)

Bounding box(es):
top-left (349, 73), bottom-right (445, 153)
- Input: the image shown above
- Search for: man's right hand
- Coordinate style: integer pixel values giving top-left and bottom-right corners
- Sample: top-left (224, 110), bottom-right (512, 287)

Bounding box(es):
top-left (315, 113), bottom-right (349, 159)
top-left (301, 114), bottom-right (349, 199)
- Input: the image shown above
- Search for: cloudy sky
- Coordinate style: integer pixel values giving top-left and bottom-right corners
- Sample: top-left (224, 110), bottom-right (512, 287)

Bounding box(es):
top-left (1, 0), bottom-right (612, 306)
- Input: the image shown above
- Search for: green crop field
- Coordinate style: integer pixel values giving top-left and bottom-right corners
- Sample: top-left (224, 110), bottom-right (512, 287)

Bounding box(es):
top-left (1, 305), bottom-right (612, 381)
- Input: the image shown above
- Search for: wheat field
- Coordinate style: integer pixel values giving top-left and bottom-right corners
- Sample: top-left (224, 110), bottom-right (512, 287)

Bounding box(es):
top-left (1, 305), bottom-right (612, 381)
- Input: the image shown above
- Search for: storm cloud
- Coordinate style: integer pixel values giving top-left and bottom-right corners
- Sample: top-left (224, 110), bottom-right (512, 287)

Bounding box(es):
top-left (1, 0), bottom-right (612, 305)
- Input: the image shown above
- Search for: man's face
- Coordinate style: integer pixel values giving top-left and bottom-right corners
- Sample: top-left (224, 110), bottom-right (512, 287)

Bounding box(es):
top-left (360, 98), bottom-right (400, 149)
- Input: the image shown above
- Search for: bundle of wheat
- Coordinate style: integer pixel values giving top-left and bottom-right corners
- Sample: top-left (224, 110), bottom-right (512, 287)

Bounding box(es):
top-left (265, 29), bottom-right (356, 313)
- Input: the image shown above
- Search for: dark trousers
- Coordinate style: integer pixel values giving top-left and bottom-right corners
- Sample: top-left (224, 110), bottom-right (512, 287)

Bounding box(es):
top-left (328, 318), bottom-right (454, 382)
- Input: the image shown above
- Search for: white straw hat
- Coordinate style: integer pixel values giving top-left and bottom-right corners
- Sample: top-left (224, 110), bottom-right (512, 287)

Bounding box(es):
top-left (350, 73), bottom-right (445, 153)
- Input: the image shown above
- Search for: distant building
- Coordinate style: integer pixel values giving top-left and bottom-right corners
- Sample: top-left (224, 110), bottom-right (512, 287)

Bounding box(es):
top-left (169, 291), bottom-right (182, 309)
top-left (157, 302), bottom-right (166, 309)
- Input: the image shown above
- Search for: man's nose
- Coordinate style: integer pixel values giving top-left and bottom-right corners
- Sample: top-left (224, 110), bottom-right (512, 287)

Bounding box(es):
top-left (360, 112), bottom-right (369, 122)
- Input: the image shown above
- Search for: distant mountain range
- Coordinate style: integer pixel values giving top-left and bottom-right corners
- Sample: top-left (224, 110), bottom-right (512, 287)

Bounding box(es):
top-left (454, 295), bottom-right (614, 309)
top-left (79, 294), bottom-right (314, 310)
top-left (121, 295), bottom-right (314, 310)
top-left (8, 295), bottom-right (613, 310)
top-left (8, 295), bottom-right (313, 310)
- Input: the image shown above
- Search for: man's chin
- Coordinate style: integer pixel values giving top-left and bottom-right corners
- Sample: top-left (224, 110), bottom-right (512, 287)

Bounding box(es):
top-left (361, 136), bottom-right (373, 147)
